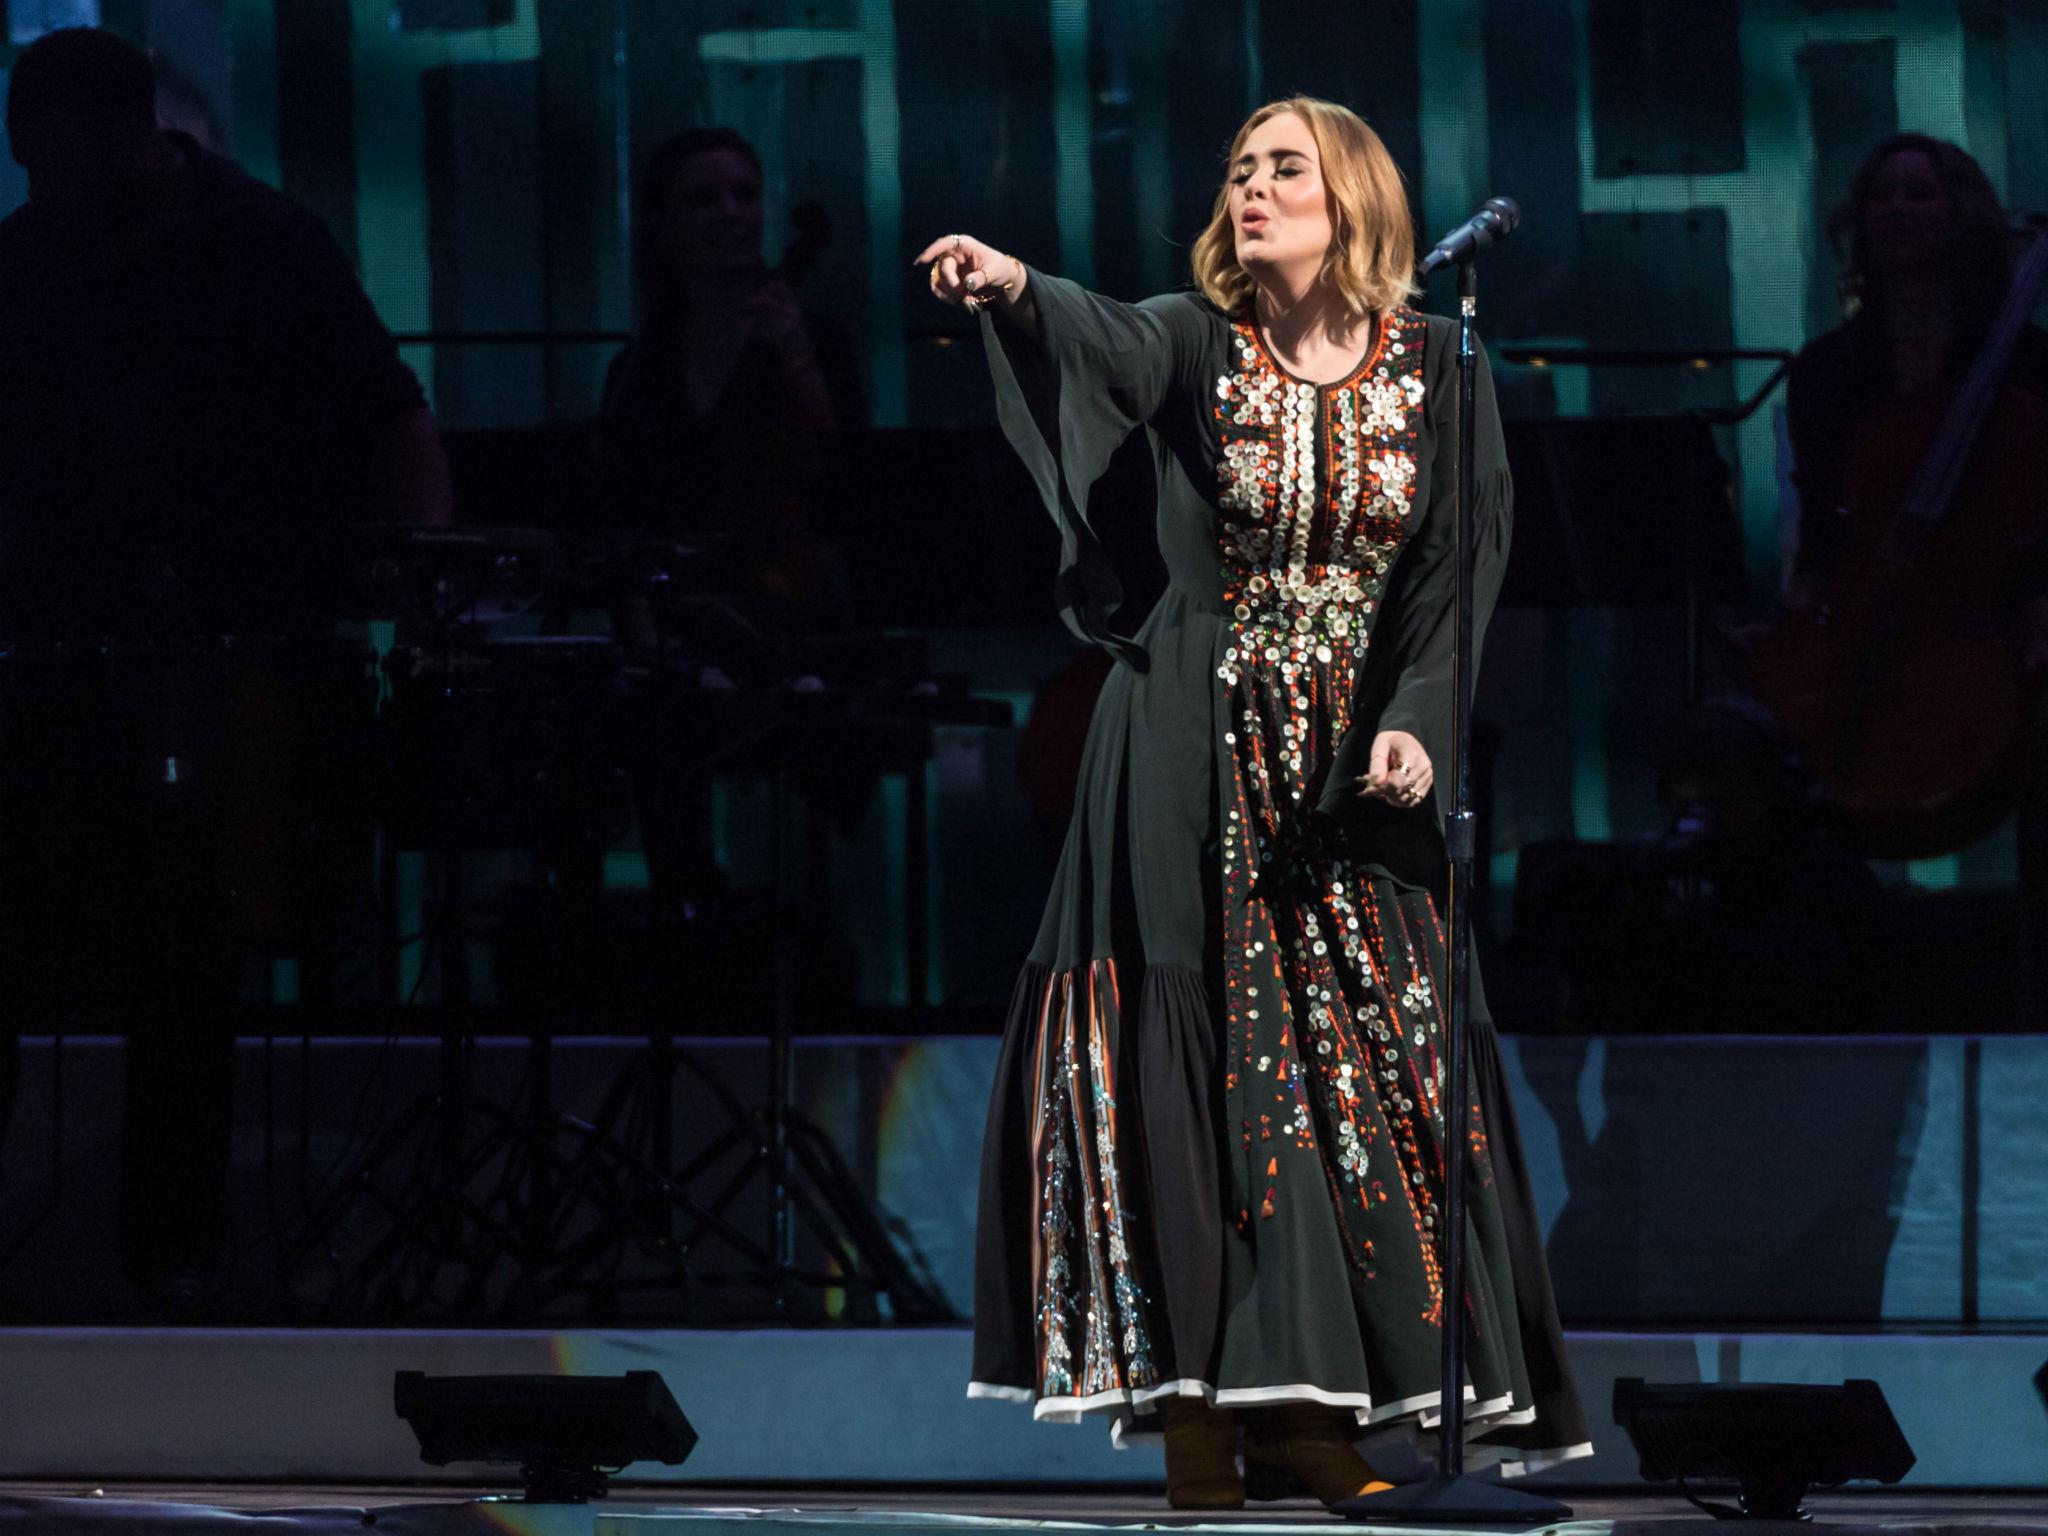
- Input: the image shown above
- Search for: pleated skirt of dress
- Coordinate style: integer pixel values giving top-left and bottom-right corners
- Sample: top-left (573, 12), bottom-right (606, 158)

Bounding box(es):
top-left (966, 630), bottom-right (1592, 1475)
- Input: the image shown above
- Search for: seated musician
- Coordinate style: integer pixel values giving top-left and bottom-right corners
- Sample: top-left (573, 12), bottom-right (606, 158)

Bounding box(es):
top-left (598, 130), bottom-right (872, 1006)
top-left (0, 27), bottom-right (449, 1303)
top-left (600, 128), bottom-right (863, 640)
top-left (1787, 135), bottom-right (2048, 610)
top-left (1783, 133), bottom-right (2048, 1026)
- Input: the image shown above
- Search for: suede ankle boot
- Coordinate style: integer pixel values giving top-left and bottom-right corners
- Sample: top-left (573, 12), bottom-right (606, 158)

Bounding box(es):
top-left (1161, 1397), bottom-right (1245, 1510)
top-left (1245, 1403), bottom-right (1394, 1506)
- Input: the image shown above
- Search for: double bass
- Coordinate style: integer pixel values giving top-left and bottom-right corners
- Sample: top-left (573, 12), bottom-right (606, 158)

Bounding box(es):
top-left (1747, 226), bottom-right (2048, 858)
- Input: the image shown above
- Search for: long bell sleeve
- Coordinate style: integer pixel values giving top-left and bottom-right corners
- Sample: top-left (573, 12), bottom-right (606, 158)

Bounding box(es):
top-left (979, 269), bottom-right (1206, 669)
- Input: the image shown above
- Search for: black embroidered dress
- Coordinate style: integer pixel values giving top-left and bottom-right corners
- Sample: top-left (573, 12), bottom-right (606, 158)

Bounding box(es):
top-left (966, 270), bottom-right (1591, 1475)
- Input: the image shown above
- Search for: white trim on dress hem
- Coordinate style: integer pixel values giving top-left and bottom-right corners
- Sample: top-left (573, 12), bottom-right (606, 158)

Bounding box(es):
top-left (965, 1382), bottom-right (1035, 1404)
top-left (966, 1376), bottom-right (1585, 1476)
top-left (1499, 1440), bottom-right (1598, 1476)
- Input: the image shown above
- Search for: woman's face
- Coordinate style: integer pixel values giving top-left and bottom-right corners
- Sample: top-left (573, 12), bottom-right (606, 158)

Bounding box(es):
top-left (1228, 111), bottom-right (1334, 279)
top-left (656, 147), bottom-right (764, 278)
top-left (1861, 149), bottom-right (1951, 276)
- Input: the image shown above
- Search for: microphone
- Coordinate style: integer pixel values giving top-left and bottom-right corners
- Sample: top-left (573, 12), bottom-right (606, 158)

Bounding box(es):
top-left (1417, 196), bottom-right (1521, 277)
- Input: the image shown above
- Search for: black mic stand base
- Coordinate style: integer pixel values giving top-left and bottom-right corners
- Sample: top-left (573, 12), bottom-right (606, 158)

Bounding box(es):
top-left (1333, 1474), bottom-right (1573, 1524)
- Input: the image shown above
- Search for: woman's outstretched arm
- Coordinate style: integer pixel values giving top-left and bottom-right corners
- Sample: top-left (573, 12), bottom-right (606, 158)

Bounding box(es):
top-left (915, 232), bottom-right (1203, 664)
top-left (916, 232), bottom-right (1035, 333)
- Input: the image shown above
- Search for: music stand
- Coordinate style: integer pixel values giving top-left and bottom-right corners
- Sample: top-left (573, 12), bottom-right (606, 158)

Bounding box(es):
top-left (1498, 412), bottom-right (1748, 701)
top-left (1497, 344), bottom-right (1788, 697)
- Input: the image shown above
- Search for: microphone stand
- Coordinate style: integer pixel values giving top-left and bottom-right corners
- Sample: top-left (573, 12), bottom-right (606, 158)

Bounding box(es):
top-left (1337, 262), bottom-right (1572, 1526)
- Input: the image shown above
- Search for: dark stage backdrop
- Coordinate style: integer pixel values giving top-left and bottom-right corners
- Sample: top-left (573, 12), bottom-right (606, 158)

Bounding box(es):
top-left (1, 0), bottom-right (2042, 996)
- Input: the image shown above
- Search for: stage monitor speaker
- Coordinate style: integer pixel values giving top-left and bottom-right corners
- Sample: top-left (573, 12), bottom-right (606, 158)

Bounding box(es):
top-left (1613, 1377), bottom-right (1915, 1520)
top-left (395, 1369), bottom-right (697, 1502)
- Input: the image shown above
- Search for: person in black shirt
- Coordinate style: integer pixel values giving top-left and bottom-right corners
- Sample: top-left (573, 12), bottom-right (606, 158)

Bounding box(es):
top-left (0, 28), bottom-right (448, 637)
top-left (0, 27), bottom-right (449, 1305)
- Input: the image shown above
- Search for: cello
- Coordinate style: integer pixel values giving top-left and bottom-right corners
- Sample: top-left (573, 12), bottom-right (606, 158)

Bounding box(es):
top-left (1746, 226), bottom-right (2048, 858)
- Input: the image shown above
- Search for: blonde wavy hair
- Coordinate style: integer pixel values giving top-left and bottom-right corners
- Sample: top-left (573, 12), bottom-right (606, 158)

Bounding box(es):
top-left (1191, 97), bottom-right (1418, 319)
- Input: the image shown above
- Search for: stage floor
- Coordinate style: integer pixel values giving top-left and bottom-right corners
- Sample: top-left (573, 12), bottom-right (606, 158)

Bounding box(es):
top-left (2, 1484), bottom-right (2046, 1535)
top-left (8, 1325), bottom-right (2045, 1490)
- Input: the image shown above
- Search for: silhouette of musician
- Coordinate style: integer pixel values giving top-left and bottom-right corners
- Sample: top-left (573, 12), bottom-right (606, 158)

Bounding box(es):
top-left (601, 128), bottom-right (862, 638)
top-left (0, 28), bottom-right (449, 1304)
top-left (1781, 133), bottom-right (2048, 1027)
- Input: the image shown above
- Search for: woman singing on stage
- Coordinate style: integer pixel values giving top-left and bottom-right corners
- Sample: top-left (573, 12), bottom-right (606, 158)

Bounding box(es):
top-left (920, 98), bottom-right (1590, 1509)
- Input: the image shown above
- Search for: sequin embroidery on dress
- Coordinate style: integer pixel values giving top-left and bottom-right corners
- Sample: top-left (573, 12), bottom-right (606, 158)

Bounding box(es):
top-left (1212, 309), bottom-right (1489, 1325)
top-left (1029, 959), bottom-right (1159, 1400)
